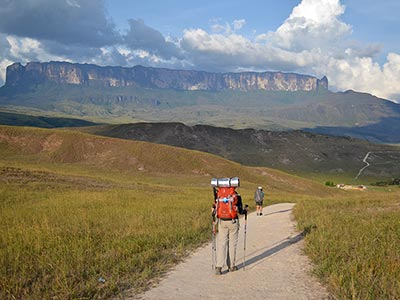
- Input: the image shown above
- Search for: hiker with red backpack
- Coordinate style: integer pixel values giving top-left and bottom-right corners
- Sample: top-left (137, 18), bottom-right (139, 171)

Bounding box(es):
top-left (211, 177), bottom-right (248, 275)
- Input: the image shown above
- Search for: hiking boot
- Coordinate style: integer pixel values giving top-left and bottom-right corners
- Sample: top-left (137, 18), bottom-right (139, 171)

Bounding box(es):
top-left (215, 267), bottom-right (222, 275)
top-left (229, 266), bottom-right (238, 272)
top-left (260, 212), bottom-right (263, 216)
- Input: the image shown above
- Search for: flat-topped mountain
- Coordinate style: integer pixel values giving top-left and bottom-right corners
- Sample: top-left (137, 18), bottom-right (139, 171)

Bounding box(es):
top-left (1, 61), bottom-right (400, 143)
top-left (5, 61), bottom-right (328, 92)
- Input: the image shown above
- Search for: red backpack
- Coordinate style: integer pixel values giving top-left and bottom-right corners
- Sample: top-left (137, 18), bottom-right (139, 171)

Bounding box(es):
top-left (215, 186), bottom-right (239, 219)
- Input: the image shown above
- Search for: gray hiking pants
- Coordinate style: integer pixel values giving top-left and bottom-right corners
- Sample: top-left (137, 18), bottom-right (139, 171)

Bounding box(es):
top-left (216, 219), bottom-right (239, 268)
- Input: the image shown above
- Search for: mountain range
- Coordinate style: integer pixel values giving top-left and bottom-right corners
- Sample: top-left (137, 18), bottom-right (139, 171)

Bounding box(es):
top-left (0, 61), bottom-right (399, 144)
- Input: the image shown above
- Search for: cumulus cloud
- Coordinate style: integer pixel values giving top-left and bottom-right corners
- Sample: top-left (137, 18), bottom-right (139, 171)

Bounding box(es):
top-left (180, 0), bottom-right (400, 101)
top-left (318, 53), bottom-right (400, 100)
top-left (0, 33), bottom-right (67, 83)
top-left (0, 0), bottom-right (119, 47)
top-left (180, 0), bottom-right (354, 72)
top-left (124, 19), bottom-right (183, 60)
top-left (269, 0), bottom-right (352, 52)
top-left (180, 28), bottom-right (315, 72)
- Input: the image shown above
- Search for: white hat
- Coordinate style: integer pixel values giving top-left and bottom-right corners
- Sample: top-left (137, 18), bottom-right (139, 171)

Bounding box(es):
top-left (258, 186), bottom-right (262, 189)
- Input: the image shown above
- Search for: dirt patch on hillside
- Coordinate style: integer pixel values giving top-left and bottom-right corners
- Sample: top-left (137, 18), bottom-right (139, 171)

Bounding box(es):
top-left (0, 167), bottom-right (115, 190)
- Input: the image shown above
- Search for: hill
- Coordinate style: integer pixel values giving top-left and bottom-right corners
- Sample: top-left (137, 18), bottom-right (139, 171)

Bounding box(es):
top-left (0, 125), bottom-right (331, 195)
top-left (0, 111), bottom-right (99, 128)
top-left (83, 122), bottom-right (400, 179)
top-left (0, 124), bottom-right (339, 300)
top-left (1, 62), bottom-right (400, 142)
top-left (1, 125), bottom-right (398, 300)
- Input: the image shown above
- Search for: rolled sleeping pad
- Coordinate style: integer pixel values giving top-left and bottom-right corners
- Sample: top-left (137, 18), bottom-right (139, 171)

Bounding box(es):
top-left (230, 177), bottom-right (240, 187)
top-left (210, 178), bottom-right (218, 187)
top-left (210, 177), bottom-right (240, 187)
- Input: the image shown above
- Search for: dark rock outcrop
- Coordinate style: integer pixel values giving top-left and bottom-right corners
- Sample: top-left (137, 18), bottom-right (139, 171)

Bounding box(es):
top-left (5, 61), bottom-right (328, 92)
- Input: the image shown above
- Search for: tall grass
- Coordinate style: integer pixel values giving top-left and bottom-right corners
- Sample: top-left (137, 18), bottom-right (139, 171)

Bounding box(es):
top-left (294, 190), bottom-right (400, 299)
top-left (0, 179), bottom-right (212, 299)
top-left (2, 126), bottom-right (399, 299)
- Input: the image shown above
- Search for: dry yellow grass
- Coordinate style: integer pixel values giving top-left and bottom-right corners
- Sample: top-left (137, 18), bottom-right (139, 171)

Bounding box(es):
top-left (2, 125), bottom-right (398, 299)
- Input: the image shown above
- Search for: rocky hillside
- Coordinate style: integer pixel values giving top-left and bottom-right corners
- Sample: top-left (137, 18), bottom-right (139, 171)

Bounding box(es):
top-left (86, 122), bottom-right (400, 179)
top-left (5, 61), bottom-right (328, 92)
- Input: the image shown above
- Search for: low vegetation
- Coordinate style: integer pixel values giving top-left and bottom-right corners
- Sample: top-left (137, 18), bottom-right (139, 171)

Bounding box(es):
top-left (1, 125), bottom-right (399, 299)
top-left (0, 168), bottom-right (213, 299)
top-left (0, 125), bottom-right (325, 299)
top-left (295, 191), bottom-right (400, 299)
top-left (371, 178), bottom-right (400, 186)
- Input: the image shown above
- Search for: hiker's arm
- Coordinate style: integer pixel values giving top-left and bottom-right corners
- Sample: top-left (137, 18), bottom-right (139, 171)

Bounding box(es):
top-left (236, 195), bottom-right (248, 215)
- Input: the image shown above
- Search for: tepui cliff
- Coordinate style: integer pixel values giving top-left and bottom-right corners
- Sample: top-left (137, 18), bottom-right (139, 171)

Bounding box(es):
top-left (5, 61), bottom-right (328, 92)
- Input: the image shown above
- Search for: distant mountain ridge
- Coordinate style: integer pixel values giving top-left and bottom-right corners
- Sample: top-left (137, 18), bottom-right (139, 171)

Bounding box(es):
top-left (0, 111), bottom-right (99, 128)
top-left (5, 61), bottom-right (328, 92)
top-left (1, 61), bottom-right (400, 143)
top-left (85, 122), bottom-right (400, 178)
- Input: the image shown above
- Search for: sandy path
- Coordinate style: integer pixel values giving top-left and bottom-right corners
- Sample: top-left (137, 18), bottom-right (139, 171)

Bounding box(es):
top-left (129, 203), bottom-right (329, 300)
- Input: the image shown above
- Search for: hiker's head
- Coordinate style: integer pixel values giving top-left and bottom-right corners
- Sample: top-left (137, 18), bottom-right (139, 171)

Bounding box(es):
top-left (258, 186), bottom-right (263, 190)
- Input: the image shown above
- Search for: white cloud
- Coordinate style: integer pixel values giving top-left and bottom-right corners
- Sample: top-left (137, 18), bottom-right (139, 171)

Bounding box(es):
top-left (317, 53), bottom-right (400, 100)
top-left (0, 58), bottom-right (13, 83)
top-left (268, 0), bottom-right (352, 52)
top-left (6, 36), bottom-right (66, 63)
top-left (65, 0), bottom-right (81, 8)
top-left (181, 28), bottom-right (316, 72)
top-left (211, 19), bottom-right (246, 35)
top-left (180, 0), bottom-right (400, 101)
top-left (233, 19), bottom-right (246, 31)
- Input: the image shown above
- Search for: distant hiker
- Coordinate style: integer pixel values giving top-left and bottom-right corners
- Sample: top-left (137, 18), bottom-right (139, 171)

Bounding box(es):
top-left (254, 186), bottom-right (264, 216)
top-left (211, 177), bottom-right (248, 275)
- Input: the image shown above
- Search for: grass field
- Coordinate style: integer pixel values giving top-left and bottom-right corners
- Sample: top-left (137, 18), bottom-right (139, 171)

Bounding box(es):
top-left (0, 168), bottom-right (213, 299)
top-left (294, 190), bottom-right (400, 299)
top-left (1, 125), bottom-right (399, 299)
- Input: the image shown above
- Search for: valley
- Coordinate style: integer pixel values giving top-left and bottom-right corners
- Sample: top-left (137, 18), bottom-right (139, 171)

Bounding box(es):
top-left (0, 125), bottom-right (399, 300)
top-left (1, 62), bottom-right (399, 300)
top-left (81, 122), bottom-right (400, 181)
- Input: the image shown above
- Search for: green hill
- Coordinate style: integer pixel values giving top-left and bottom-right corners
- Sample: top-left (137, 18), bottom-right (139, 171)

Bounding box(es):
top-left (82, 122), bottom-right (400, 180)
top-left (0, 125), bottom-right (331, 196)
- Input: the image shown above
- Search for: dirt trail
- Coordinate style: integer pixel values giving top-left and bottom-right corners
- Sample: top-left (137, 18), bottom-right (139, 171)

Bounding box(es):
top-left (129, 203), bottom-right (329, 300)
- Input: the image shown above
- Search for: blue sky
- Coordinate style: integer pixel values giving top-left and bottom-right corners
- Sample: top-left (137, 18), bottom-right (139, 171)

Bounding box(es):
top-left (0, 0), bottom-right (399, 101)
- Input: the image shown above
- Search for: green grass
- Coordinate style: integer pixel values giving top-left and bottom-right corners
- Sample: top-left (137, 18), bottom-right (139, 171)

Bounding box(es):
top-left (294, 190), bottom-right (400, 299)
top-left (0, 169), bottom-right (213, 299)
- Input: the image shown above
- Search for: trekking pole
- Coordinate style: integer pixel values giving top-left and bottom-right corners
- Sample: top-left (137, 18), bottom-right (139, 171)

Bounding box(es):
top-left (243, 206), bottom-right (248, 270)
top-left (211, 211), bottom-right (217, 270)
top-left (211, 187), bottom-right (218, 270)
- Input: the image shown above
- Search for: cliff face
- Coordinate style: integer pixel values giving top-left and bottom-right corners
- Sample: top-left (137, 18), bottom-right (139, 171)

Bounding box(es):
top-left (5, 61), bottom-right (328, 92)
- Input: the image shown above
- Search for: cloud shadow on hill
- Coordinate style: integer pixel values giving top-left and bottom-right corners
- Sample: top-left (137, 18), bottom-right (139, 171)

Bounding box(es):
top-left (304, 117), bottom-right (400, 144)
